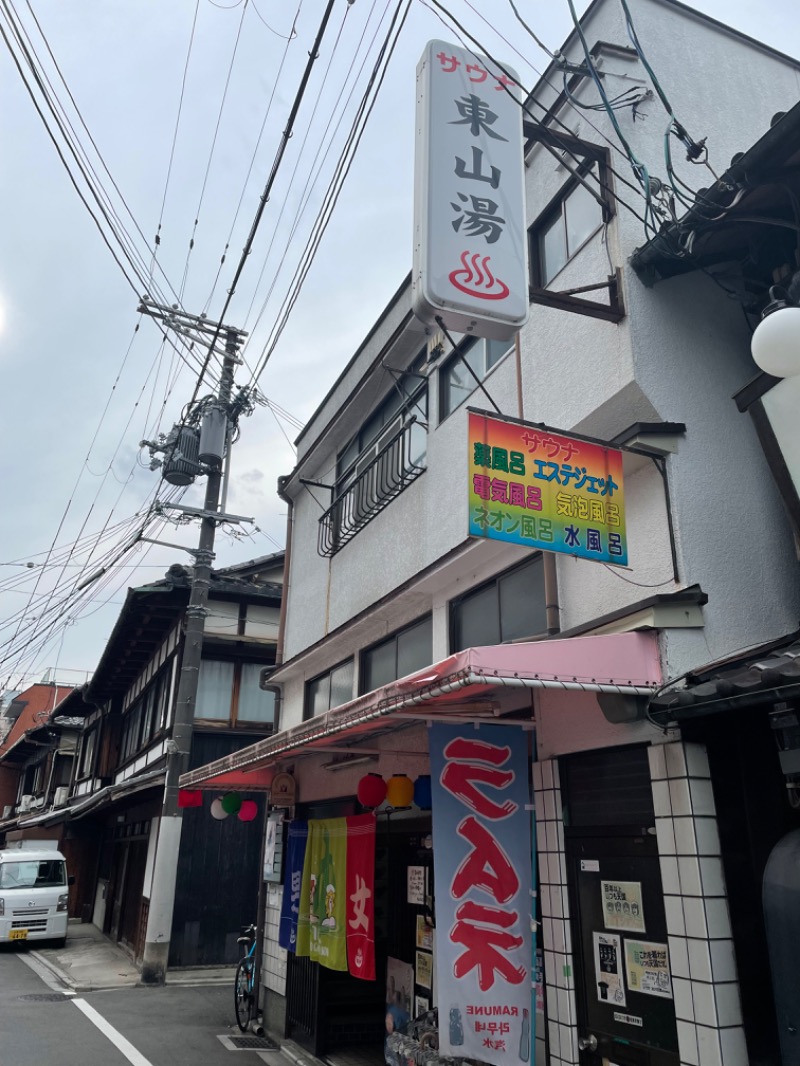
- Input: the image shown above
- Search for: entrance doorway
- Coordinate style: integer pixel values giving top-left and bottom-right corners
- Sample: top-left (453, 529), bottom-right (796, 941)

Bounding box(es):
top-left (562, 748), bottom-right (679, 1066)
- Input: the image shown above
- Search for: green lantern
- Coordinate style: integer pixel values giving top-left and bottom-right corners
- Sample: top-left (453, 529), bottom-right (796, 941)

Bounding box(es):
top-left (221, 791), bottom-right (242, 815)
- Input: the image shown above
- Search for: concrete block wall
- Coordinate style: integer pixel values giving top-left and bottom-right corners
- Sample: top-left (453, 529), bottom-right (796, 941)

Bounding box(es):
top-left (649, 741), bottom-right (748, 1066)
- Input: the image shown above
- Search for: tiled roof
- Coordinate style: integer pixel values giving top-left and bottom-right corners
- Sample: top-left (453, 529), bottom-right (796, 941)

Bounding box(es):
top-left (649, 631), bottom-right (800, 723)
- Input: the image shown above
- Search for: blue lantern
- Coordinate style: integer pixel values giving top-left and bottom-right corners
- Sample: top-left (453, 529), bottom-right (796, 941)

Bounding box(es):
top-left (413, 774), bottom-right (432, 810)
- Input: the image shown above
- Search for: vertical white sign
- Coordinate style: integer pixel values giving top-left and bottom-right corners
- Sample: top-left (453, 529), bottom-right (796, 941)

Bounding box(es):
top-left (413, 40), bottom-right (528, 341)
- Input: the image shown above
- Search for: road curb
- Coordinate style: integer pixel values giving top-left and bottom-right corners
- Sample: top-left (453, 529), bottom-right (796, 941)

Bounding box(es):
top-left (28, 949), bottom-right (78, 992)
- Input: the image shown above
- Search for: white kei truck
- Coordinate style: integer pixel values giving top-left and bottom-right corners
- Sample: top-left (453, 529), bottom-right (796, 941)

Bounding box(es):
top-left (0, 840), bottom-right (73, 946)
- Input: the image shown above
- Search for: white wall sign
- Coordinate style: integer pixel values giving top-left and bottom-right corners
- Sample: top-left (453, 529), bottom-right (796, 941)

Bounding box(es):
top-left (601, 880), bottom-right (646, 933)
top-left (407, 865), bottom-right (425, 905)
top-left (413, 39), bottom-right (528, 341)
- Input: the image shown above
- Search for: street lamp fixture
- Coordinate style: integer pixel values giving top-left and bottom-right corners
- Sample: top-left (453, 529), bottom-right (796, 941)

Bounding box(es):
top-left (751, 272), bottom-right (800, 378)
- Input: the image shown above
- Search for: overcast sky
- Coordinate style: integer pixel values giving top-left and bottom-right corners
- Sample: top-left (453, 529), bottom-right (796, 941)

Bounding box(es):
top-left (1, 0), bottom-right (798, 691)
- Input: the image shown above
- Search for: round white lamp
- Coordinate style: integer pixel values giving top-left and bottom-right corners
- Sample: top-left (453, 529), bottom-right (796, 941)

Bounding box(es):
top-left (751, 288), bottom-right (800, 378)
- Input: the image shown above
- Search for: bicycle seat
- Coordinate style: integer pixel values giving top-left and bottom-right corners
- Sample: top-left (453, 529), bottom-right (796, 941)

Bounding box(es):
top-left (237, 935), bottom-right (252, 945)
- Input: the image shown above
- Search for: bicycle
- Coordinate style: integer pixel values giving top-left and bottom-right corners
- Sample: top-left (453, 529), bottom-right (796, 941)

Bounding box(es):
top-left (234, 923), bottom-right (257, 1032)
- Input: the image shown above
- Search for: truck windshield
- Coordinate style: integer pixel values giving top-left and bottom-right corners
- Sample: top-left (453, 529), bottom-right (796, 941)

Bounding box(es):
top-left (0, 859), bottom-right (66, 889)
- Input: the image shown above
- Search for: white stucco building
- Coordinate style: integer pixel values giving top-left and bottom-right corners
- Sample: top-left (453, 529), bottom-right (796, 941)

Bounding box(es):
top-left (185, 3), bottom-right (800, 1065)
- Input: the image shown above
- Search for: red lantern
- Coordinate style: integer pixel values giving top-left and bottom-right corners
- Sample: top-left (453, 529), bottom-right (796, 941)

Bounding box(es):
top-left (357, 773), bottom-right (387, 808)
top-left (178, 789), bottom-right (203, 809)
top-left (238, 799), bottom-right (258, 822)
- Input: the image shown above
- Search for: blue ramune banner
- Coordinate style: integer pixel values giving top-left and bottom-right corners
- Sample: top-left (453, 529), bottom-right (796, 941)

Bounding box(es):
top-left (430, 724), bottom-right (532, 1066)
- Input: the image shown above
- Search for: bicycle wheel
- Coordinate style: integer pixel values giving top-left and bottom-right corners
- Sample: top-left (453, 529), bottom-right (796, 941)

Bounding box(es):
top-left (234, 957), bottom-right (253, 1032)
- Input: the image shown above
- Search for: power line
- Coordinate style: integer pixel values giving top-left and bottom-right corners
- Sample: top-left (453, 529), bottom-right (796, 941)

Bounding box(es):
top-left (178, 0), bottom-right (251, 302)
top-left (241, 0), bottom-right (391, 332)
top-left (201, 0), bottom-right (303, 319)
top-left (183, 0), bottom-right (340, 414)
top-left (0, 0), bottom-right (214, 381)
top-left (246, 0), bottom-right (412, 387)
top-left (151, 0), bottom-right (201, 283)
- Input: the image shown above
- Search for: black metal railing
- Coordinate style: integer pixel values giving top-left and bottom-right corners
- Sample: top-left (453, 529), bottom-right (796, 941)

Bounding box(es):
top-left (318, 419), bottom-right (426, 557)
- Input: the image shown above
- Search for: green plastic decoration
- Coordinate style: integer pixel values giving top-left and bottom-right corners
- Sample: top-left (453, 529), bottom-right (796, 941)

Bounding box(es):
top-left (221, 791), bottom-right (242, 815)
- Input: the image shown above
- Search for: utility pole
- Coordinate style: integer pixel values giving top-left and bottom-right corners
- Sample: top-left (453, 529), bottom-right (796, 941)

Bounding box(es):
top-left (138, 304), bottom-right (247, 985)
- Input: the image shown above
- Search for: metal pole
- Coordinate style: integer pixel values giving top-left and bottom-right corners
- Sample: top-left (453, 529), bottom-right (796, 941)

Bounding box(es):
top-left (140, 329), bottom-right (239, 985)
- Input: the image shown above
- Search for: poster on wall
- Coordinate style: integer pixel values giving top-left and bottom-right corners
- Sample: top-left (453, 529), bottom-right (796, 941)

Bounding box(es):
top-left (264, 811), bottom-right (284, 881)
top-left (601, 880), bottom-right (645, 933)
top-left (624, 940), bottom-right (673, 999)
top-left (416, 915), bottom-right (434, 951)
top-left (416, 950), bottom-right (433, 990)
top-left (468, 411), bottom-right (627, 564)
top-left (593, 932), bottom-right (626, 1007)
top-left (415, 995), bottom-right (430, 1018)
top-left (408, 866), bottom-right (425, 905)
top-left (430, 723), bottom-right (532, 1066)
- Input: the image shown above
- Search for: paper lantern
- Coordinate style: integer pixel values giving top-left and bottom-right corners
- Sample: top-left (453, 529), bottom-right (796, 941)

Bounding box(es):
top-left (238, 799), bottom-right (258, 822)
top-left (357, 773), bottom-right (387, 808)
top-left (210, 798), bottom-right (229, 820)
top-left (386, 773), bottom-right (414, 809)
top-left (752, 305), bottom-right (800, 377)
top-left (221, 791), bottom-right (242, 815)
top-left (413, 775), bottom-right (432, 810)
top-left (178, 789), bottom-right (203, 809)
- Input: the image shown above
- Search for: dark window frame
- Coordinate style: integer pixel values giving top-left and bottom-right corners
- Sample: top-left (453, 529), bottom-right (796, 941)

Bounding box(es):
top-left (527, 132), bottom-right (624, 323)
top-left (438, 336), bottom-right (514, 423)
top-left (449, 555), bottom-right (547, 653)
top-left (193, 655), bottom-right (278, 730)
top-left (77, 726), bottom-right (98, 780)
top-left (303, 657), bottom-right (355, 722)
top-left (359, 614), bottom-right (433, 695)
top-left (335, 353), bottom-right (429, 500)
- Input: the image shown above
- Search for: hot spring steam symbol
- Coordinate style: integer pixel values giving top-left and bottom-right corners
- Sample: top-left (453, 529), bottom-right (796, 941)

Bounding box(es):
top-left (449, 251), bottom-right (509, 300)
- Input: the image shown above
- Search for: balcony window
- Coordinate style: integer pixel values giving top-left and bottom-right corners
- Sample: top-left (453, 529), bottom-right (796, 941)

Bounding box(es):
top-left (439, 337), bottom-right (513, 420)
top-left (304, 659), bottom-right (355, 721)
top-left (195, 659), bottom-right (277, 729)
top-left (195, 660), bottom-right (235, 720)
top-left (527, 135), bottom-right (616, 309)
top-left (451, 557), bottom-right (546, 652)
top-left (238, 663), bottom-right (277, 724)
top-left (361, 616), bottom-right (433, 693)
top-left (78, 728), bottom-right (97, 779)
top-left (318, 356), bottom-right (428, 557)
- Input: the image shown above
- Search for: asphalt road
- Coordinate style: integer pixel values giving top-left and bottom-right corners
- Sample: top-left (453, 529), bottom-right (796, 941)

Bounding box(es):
top-left (0, 944), bottom-right (266, 1066)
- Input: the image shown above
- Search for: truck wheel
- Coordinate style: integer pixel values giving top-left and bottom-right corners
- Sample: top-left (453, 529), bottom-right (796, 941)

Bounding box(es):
top-left (51, 937), bottom-right (67, 949)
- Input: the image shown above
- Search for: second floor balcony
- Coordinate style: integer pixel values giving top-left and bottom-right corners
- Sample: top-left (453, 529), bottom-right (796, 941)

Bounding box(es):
top-left (318, 417), bottom-right (426, 557)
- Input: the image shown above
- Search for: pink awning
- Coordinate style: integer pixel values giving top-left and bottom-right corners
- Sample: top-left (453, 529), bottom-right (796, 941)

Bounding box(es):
top-left (180, 631), bottom-right (660, 790)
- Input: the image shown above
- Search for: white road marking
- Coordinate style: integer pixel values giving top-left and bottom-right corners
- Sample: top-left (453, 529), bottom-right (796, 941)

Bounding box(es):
top-left (72, 998), bottom-right (156, 1066)
top-left (19, 947), bottom-right (155, 1065)
top-left (17, 951), bottom-right (74, 995)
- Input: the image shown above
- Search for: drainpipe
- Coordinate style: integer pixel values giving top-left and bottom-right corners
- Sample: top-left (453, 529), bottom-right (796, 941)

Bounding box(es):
top-left (276, 476), bottom-right (293, 666)
top-left (543, 556), bottom-right (560, 635)
top-left (515, 332), bottom-right (560, 635)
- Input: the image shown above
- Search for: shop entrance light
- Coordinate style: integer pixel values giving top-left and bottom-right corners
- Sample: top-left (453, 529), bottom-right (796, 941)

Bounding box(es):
top-left (751, 273), bottom-right (800, 378)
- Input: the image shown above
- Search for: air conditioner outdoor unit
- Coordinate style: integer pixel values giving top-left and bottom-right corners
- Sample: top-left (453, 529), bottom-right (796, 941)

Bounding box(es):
top-left (18, 795), bottom-right (33, 813)
top-left (31, 796), bottom-right (45, 809)
top-left (2, 805), bottom-right (11, 818)
top-left (53, 786), bottom-right (69, 807)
